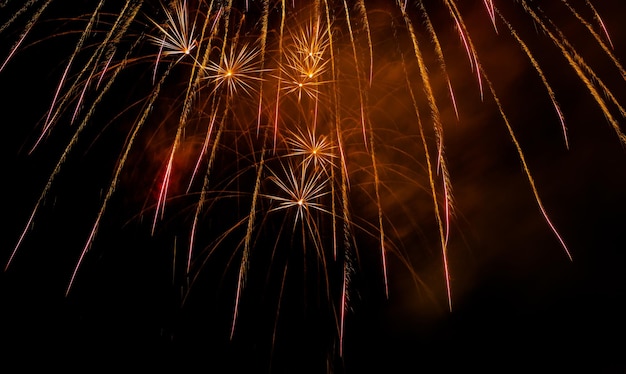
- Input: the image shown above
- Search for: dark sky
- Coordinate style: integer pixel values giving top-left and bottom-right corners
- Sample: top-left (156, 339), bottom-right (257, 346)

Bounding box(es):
top-left (1, 1), bottom-right (625, 373)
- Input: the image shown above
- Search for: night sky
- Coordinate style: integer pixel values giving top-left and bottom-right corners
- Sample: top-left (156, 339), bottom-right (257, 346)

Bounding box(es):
top-left (1, 1), bottom-right (625, 373)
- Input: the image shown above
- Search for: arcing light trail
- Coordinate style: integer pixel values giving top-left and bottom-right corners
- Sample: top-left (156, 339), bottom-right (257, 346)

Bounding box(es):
top-left (2, 0), bottom-right (624, 363)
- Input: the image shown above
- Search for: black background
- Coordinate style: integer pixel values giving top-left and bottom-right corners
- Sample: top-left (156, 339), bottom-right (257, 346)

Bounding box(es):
top-left (1, 1), bottom-right (624, 373)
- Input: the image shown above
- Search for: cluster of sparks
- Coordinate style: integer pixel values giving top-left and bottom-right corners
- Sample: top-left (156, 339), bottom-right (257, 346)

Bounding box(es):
top-left (2, 0), bottom-right (625, 360)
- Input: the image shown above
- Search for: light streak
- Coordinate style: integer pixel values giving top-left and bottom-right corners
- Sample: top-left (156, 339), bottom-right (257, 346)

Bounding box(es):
top-left (2, 0), bottom-right (624, 366)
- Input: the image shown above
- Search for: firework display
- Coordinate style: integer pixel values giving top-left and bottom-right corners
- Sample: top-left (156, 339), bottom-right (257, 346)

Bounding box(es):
top-left (1, 1), bottom-right (625, 372)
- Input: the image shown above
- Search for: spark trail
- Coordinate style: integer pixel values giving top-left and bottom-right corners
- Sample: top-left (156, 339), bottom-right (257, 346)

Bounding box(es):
top-left (2, 0), bottom-right (625, 368)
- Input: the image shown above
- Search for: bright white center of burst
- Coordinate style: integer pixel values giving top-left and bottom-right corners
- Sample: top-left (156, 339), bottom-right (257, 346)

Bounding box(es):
top-left (297, 199), bottom-right (304, 206)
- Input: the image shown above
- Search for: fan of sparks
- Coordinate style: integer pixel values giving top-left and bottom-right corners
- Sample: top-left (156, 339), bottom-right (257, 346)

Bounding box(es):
top-left (2, 0), bottom-right (625, 356)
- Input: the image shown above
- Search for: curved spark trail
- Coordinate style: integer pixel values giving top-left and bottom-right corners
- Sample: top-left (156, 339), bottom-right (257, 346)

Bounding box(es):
top-left (2, 0), bottom-right (625, 369)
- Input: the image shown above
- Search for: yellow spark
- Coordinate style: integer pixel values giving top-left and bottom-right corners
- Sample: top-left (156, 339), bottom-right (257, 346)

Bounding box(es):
top-left (204, 42), bottom-right (268, 97)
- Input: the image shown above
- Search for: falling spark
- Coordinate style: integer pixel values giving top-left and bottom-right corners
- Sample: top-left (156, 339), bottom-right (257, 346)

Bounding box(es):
top-left (2, 0), bottom-right (625, 367)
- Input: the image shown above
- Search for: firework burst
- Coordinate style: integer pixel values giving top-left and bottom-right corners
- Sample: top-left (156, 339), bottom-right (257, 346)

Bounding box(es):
top-left (2, 0), bottom-right (625, 371)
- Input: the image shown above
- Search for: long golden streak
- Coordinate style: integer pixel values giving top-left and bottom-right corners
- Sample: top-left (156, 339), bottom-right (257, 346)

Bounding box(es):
top-left (356, 0), bottom-right (374, 85)
top-left (205, 1), bottom-right (220, 43)
top-left (444, 0), bottom-right (483, 99)
top-left (322, 0), bottom-right (346, 186)
top-left (585, 0), bottom-right (615, 51)
top-left (562, 0), bottom-right (625, 80)
top-left (186, 103), bottom-right (222, 274)
top-left (0, 0), bottom-right (53, 73)
top-left (323, 0), bottom-right (352, 351)
top-left (431, 1), bottom-right (475, 230)
top-left (219, 0), bottom-right (233, 59)
top-left (231, 264), bottom-right (245, 340)
top-left (186, 107), bottom-right (218, 193)
top-left (307, 215), bottom-right (332, 299)
top-left (0, 0), bottom-right (38, 35)
top-left (33, 1), bottom-right (141, 154)
top-left (272, 0), bottom-right (286, 151)
top-left (189, 104), bottom-right (226, 277)
top-left (481, 70), bottom-right (572, 261)
top-left (443, 175), bottom-right (451, 246)
top-left (71, 74), bottom-right (148, 294)
top-left (330, 138), bottom-right (338, 262)
top-left (152, 34), bottom-right (166, 83)
top-left (452, 16), bottom-right (473, 69)
top-left (152, 0), bottom-right (209, 233)
top-left (495, 8), bottom-right (569, 149)
top-left (7, 1), bottom-right (143, 273)
top-left (270, 263), bottom-right (289, 370)
top-left (542, 13), bottom-right (626, 119)
top-left (222, 0), bottom-right (268, 340)
top-left (339, 260), bottom-right (347, 357)
top-left (338, 174), bottom-right (352, 356)
top-left (342, 1), bottom-right (388, 297)
top-left (96, 52), bottom-right (114, 89)
top-left (256, 0), bottom-right (269, 134)
top-left (70, 66), bottom-right (95, 124)
top-left (397, 1), bottom-right (452, 310)
top-left (366, 105), bottom-right (388, 297)
top-left (521, 1), bottom-right (626, 144)
top-left (185, 0), bottom-right (222, 277)
top-left (313, 0), bottom-right (320, 14)
top-left (483, 0), bottom-right (497, 32)
top-left (154, 146), bottom-right (174, 227)
top-left (231, 127), bottom-right (269, 340)
top-left (67, 58), bottom-right (173, 297)
top-left (417, 0), bottom-right (459, 119)
top-left (38, 0), bottom-right (106, 144)
top-left (182, 215), bottom-right (251, 308)
top-left (342, 0), bottom-right (368, 148)
top-left (186, 0), bottom-right (220, 192)
top-left (321, 0), bottom-right (339, 263)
